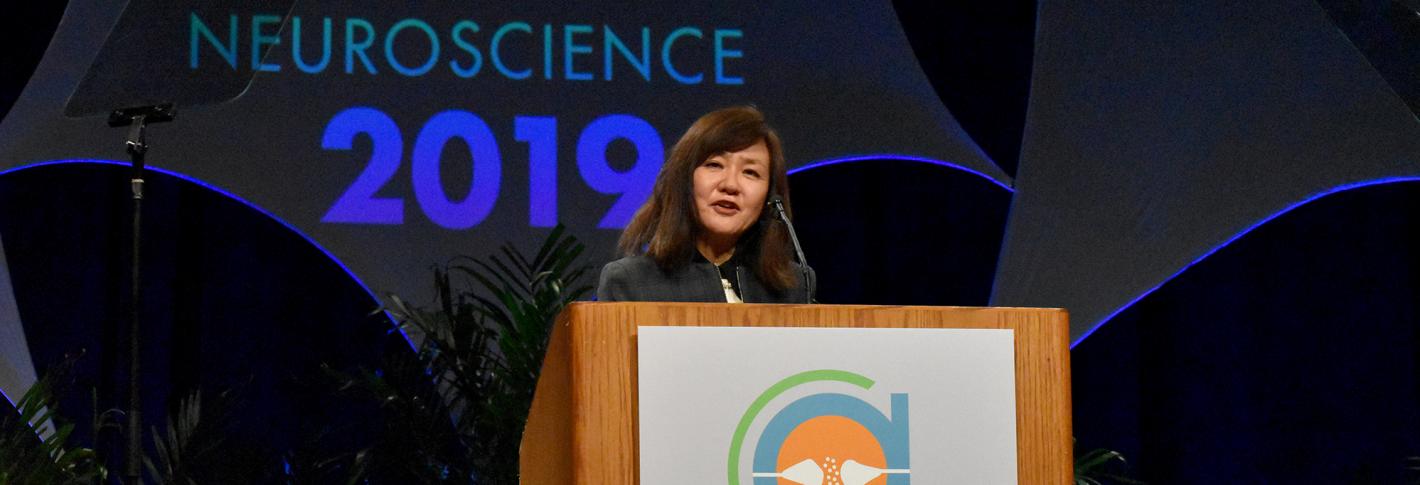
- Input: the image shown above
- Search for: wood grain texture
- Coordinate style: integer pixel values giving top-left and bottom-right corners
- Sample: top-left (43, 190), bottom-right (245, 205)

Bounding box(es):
top-left (520, 302), bottom-right (1072, 484)
top-left (520, 313), bottom-right (573, 484)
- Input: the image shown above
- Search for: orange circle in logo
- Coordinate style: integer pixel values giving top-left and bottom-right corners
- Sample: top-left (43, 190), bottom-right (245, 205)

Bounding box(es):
top-left (776, 415), bottom-right (887, 485)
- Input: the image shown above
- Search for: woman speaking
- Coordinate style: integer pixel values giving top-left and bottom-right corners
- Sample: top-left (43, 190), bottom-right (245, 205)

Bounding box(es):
top-left (596, 106), bottom-right (814, 303)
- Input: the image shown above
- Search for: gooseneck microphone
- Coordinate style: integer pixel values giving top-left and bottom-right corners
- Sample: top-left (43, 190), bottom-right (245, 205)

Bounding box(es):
top-left (768, 195), bottom-right (813, 303)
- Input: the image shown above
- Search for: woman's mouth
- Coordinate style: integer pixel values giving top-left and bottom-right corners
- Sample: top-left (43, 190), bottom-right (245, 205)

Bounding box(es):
top-left (711, 200), bottom-right (740, 215)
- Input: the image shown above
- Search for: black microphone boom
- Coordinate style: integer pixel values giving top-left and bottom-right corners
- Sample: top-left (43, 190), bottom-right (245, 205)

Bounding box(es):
top-left (768, 195), bottom-right (813, 303)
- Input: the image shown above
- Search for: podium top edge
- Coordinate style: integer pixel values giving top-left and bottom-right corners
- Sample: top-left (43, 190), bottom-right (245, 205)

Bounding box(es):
top-left (568, 301), bottom-right (1067, 313)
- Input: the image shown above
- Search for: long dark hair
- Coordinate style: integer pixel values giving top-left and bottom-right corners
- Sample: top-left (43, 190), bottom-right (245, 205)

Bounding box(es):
top-left (617, 106), bottom-right (798, 292)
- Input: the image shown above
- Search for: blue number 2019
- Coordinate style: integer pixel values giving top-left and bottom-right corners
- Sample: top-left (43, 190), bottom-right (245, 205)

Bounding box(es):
top-left (320, 108), bottom-right (663, 229)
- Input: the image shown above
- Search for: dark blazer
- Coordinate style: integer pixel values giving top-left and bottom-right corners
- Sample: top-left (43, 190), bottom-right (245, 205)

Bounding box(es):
top-left (596, 254), bottom-right (815, 303)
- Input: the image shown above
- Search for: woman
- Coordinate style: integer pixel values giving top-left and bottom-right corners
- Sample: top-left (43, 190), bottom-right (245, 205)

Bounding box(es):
top-left (596, 106), bottom-right (814, 303)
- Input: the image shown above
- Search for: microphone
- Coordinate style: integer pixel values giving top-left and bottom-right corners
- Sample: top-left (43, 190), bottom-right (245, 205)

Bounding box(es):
top-left (767, 195), bottom-right (813, 303)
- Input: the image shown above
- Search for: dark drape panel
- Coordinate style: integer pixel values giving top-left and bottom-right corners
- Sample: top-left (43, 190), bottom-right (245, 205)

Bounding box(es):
top-left (892, 0), bottom-right (1035, 177)
top-left (1316, 0), bottom-right (1420, 115)
top-left (1073, 181), bottom-right (1420, 483)
top-left (0, 162), bottom-right (397, 473)
top-left (791, 159), bottom-right (1012, 307)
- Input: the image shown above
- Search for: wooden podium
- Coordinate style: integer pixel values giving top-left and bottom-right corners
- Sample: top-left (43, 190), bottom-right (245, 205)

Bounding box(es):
top-left (520, 302), bottom-right (1072, 484)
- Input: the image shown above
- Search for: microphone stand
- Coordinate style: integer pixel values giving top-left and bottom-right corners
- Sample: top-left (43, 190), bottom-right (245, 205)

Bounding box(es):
top-left (107, 103), bottom-right (174, 484)
top-left (768, 196), bottom-right (813, 303)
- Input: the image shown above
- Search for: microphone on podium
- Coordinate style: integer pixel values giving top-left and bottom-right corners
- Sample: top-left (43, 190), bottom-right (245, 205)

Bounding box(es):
top-left (768, 195), bottom-right (813, 303)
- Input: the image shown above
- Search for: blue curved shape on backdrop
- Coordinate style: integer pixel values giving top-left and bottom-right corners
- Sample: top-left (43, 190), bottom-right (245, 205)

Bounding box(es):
top-left (1076, 176), bottom-right (1420, 348)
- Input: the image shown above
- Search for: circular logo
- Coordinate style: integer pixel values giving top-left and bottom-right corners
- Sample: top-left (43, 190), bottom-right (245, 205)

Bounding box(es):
top-left (728, 370), bottom-right (911, 485)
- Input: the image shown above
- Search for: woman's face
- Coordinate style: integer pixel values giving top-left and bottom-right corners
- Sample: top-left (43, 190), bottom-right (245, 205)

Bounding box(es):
top-left (692, 139), bottom-right (771, 247)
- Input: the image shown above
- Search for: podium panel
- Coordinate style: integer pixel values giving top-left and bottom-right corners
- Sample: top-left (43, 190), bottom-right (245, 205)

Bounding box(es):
top-left (520, 303), bottom-right (1072, 484)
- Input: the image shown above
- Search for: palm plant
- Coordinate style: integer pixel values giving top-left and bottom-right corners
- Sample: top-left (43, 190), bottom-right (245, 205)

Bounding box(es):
top-left (144, 388), bottom-right (263, 484)
top-left (1075, 442), bottom-right (1144, 485)
top-left (0, 356), bottom-right (105, 485)
top-left (1406, 455), bottom-right (1420, 484)
top-left (336, 224), bottom-right (592, 484)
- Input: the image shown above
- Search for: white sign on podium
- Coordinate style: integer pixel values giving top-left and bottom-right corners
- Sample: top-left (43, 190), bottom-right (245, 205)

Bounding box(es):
top-left (638, 326), bottom-right (1018, 484)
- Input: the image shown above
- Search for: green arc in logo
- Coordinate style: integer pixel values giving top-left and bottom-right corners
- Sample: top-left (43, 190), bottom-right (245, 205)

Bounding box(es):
top-left (726, 369), bottom-right (875, 485)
